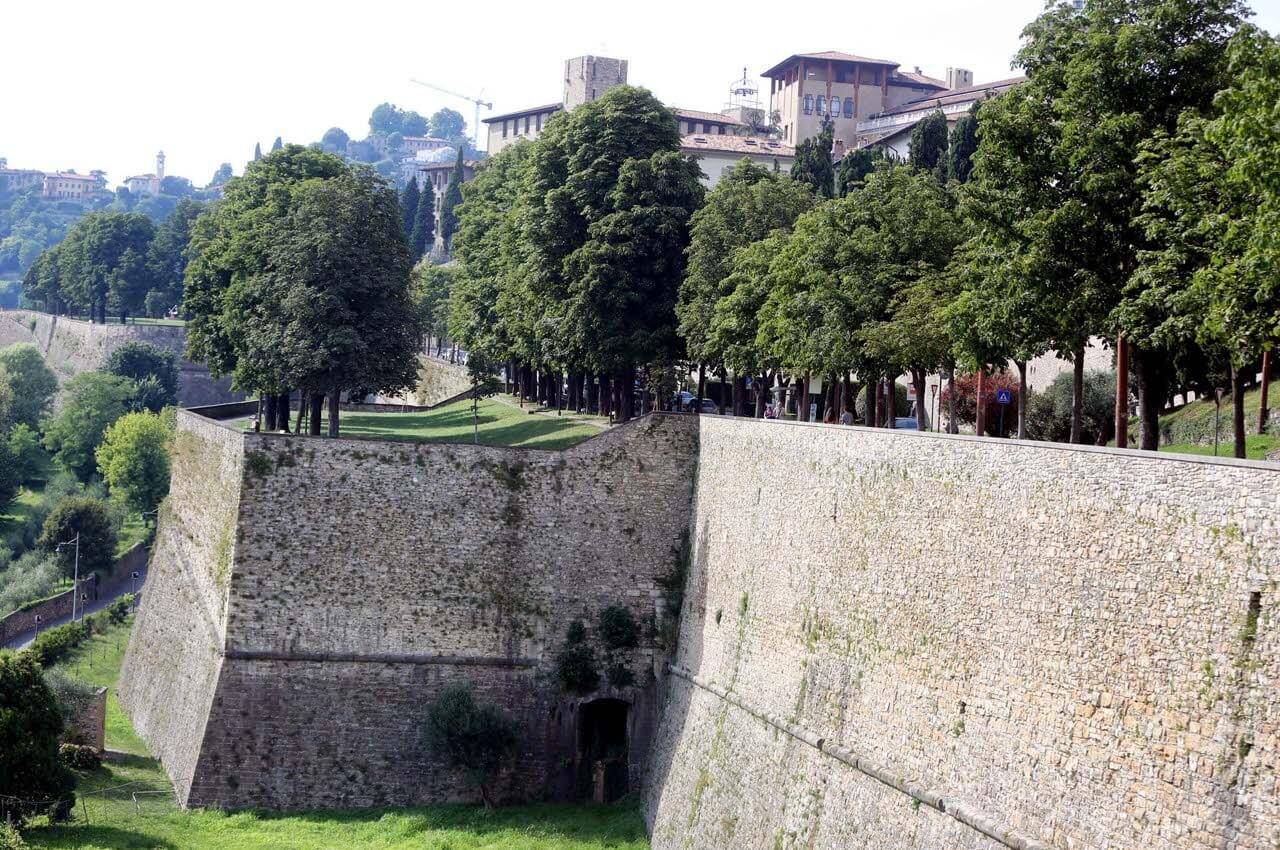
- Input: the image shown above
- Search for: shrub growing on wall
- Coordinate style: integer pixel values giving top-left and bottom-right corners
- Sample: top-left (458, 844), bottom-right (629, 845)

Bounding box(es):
top-left (598, 606), bottom-right (639, 650)
top-left (425, 683), bottom-right (517, 809)
top-left (556, 620), bottom-right (600, 694)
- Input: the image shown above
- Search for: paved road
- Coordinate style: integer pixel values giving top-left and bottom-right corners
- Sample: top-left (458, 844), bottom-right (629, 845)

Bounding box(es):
top-left (2, 566), bottom-right (147, 650)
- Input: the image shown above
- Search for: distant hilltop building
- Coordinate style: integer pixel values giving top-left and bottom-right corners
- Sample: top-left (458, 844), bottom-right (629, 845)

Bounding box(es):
top-left (482, 55), bottom-right (794, 187)
top-left (42, 171), bottom-right (106, 200)
top-left (124, 151), bottom-right (166, 196)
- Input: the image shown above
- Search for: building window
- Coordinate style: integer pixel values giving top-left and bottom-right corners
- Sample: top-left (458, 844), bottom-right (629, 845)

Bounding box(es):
top-left (524, 116), bottom-right (530, 134)
top-left (803, 94), bottom-right (813, 115)
top-left (502, 120), bottom-right (508, 139)
top-left (816, 95), bottom-right (826, 115)
top-left (844, 97), bottom-right (854, 118)
top-left (536, 112), bottom-right (543, 131)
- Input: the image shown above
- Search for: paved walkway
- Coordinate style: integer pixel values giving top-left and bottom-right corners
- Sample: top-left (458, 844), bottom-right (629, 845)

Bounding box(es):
top-left (2, 566), bottom-right (147, 650)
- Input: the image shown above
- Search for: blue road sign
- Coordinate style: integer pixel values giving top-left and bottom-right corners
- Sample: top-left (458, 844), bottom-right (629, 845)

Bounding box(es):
top-left (995, 389), bottom-right (1013, 405)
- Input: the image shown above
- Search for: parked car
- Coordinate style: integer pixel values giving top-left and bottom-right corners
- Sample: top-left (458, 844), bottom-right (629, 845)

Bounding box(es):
top-left (894, 417), bottom-right (919, 430)
top-left (696, 399), bottom-right (719, 414)
top-left (673, 391), bottom-right (694, 410)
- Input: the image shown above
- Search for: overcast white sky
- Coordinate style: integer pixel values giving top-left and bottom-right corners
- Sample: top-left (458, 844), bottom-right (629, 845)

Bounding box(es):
top-left (5, 0), bottom-right (1280, 188)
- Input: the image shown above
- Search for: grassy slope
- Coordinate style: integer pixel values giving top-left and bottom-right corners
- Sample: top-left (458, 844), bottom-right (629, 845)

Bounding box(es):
top-left (1158, 378), bottom-right (1278, 454)
top-left (247, 398), bottom-right (603, 451)
top-left (27, 617), bottom-right (649, 850)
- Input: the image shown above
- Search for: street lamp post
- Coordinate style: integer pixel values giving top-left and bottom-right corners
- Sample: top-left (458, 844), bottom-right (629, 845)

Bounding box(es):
top-left (56, 533), bottom-right (81, 623)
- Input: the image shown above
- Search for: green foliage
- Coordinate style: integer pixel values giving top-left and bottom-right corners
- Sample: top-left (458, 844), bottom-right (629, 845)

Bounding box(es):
top-left (183, 146), bottom-right (422, 425)
top-left (400, 179), bottom-right (421, 239)
top-left (556, 620), bottom-right (599, 693)
top-left (597, 606), bottom-right (639, 650)
top-left (947, 104), bottom-right (980, 184)
top-left (836, 146), bottom-right (890, 197)
top-left (411, 183), bottom-right (436, 257)
top-left (28, 621), bottom-right (89, 667)
top-left (42, 372), bottom-right (134, 479)
top-left (43, 211), bottom-right (157, 321)
top-left (0, 344), bottom-right (57, 429)
top-left (144, 197), bottom-right (203, 315)
top-left (790, 119), bottom-right (835, 198)
top-left (425, 684), bottom-right (518, 806)
top-left (37, 496), bottom-right (117, 578)
top-left (58, 743), bottom-right (101, 772)
top-left (1025, 369), bottom-right (1117, 444)
top-left (105, 341), bottom-right (179, 411)
top-left (678, 161), bottom-right (814, 368)
top-left (908, 109), bottom-right (949, 178)
top-left (95, 411), bottom-right (172, 514)
top-left (0, 649), bottom-right (76, 826)
top-left (440, 149), bottom-right (466, 248)
top-left (0, 821), bottom-right (26, 850)
top-left (7, 424), bottom-right (42, 483)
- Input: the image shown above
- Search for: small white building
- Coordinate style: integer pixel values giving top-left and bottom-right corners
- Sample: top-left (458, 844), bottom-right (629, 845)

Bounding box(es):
top-left (680, 135), bottom-right (794, 188)
top-left (124, 151), bottom-right (165, 196)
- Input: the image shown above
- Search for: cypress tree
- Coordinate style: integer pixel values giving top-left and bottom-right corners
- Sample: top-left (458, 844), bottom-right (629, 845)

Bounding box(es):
top-left (410, 183), bottom-right (435, 256)
top-left (401, 178), bottom-right (421, 239)
top-left (947, 104), bottom-right (980, 184)
top-left (908, 109), bottom-right (949, 180)
top-left (790, 119), bottom-right (835, 198)
top-left (439, 148), bottom-right (466, 248)
top-left (253, 142), bottom-right (262, 161)
top-left (271, 136), bottom-right (283, 151)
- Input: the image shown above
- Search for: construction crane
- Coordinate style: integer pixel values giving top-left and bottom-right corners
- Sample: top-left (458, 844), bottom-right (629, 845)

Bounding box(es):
top-left (409, 79), bottom-right (492, 152)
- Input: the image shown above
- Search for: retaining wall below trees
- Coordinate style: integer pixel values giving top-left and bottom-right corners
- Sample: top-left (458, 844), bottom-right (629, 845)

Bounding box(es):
top-left (119, 408), bottom-right (698, 809)
top-left (645, 417), bottom-right (1280, 850)
top-left (0, 310), bottom-right (241, 407)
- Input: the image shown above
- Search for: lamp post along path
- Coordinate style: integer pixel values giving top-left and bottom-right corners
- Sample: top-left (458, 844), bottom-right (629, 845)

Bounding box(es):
top-left (56, 533), bottom-right (81, 622)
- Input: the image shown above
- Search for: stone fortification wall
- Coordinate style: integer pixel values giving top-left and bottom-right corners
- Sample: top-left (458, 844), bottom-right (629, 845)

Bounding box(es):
top-left (409, 355), bottom-right (474, 407)
top-left (0, 310), bottom-right (240, 406)
top-left (117, 413), bottom-right (245, 799)
top-left (646, 417), bottom-right (1280, 850)
top-left (121, 410), bottom-right (697, 809)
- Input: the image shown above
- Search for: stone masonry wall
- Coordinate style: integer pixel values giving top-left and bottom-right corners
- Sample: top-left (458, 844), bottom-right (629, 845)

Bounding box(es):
top-left (645, 417), bottom-right (1280, 850)
top-left (117, 413), bottom-right (245, 802)
top-left (410, 355), bottom-right (474, 407)
top-left (122, 410), bottom-right (698, 809)
top-left (0, 310), bottom-right (240, 406)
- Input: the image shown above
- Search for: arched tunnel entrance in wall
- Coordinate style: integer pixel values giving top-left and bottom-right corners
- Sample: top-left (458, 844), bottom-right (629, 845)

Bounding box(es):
top-left (578, 698), bottom-right (629, 803)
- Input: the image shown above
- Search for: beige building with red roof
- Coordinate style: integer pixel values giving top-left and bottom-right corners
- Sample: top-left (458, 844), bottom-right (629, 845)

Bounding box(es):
top-left (680, 135), bottom-right (793, 187)
top-left (763, 50), bottom-right (965, 150)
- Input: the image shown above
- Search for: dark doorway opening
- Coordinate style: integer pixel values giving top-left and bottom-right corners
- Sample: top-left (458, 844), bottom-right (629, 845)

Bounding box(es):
top-left (578, 699), bottom-right (629, 803)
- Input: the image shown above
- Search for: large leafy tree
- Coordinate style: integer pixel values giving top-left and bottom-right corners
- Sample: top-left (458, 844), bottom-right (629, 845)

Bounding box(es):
top-left (184, 145), bottom-right (420, 434)
top-left (105, 341), bottom-right (180, 410)
top-left (38, 495), bottom-right (117, 577)
top-left (677, 160), bottom-right (814, 402)
top-left (95, 410), bottom-right (172, 514)
top-left (0, 651), bottom-right (76, 826)
top-left (970, 0), bottom-right (1247, 450)
top-left (145, 198), bottom-right (204, 317)
top-left (54, 211), bottom-right (156, 323)
top-left (836, 146), bottom-right (890, 197)
top-left (400, 178), bottom-right (421, 240)
top-left (0, 343), bottom-right (57, 429)
top-left (1128, 28), bottom-right (1280, 456)
top-left (42, 372), bottom-right (134, 479)
top-left (947, 104), bottom-right (980, 184)
top-left (410, 182), bottom-right (436, 257)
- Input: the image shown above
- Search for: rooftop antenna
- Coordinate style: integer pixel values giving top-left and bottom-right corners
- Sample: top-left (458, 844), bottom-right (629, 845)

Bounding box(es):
top-left (409, 79), bottom-right (492, 152)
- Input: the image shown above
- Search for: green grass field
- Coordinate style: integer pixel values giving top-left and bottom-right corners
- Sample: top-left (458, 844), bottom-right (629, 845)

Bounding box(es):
top-left (1161, 433), bottom-right (1280, 460)
top-left (248, 398), bottom-right (604, 451)
top-left (25, 616), bottom-right (650, 850)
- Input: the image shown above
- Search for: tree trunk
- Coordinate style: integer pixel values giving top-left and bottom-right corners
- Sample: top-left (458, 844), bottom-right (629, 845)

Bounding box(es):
top-left (309, 392), bottom-right (323, 436)
top-left (800, 372), bottom-right (812, 422)
top-left (327, 388), bottom-right (340, 437)
top-left (717, 368), bottom-right (727, 415)
top-left (755, 374), bottom-right (769, 418)
top-left (1069, 344), bottom-right (1085, 444)
top-left (1132, 349), bottom-right (1167, 451)
top-left (1114, 333), bottom-right (1129, 448)
top-left (264, 394), bottom-right (278, 432)
top-left (696, 364), bottom-right (706, 414)
top-left (1258, 350), bottom-right (1271, 434)
top-left (1231, 364), bottom-right (1246, 459)
top-left (842, 374), bottom-right (853, 422)
top-left (947, 366), bottom-right (958, 433)
top-left (277, 392), bottom-right (290, 432)
top-left (1015, 360), bottom-right (1027, 440)
top-left (865, 380), bottom-right (877, 428)
top-left (600, 374), bottom-right (612, 417)
top-left (912, 369), bottom-right (928, 431)
top-left (885, 379), bottom-right (896, 429)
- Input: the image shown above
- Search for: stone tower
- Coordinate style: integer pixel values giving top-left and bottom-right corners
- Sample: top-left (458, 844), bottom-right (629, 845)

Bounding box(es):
top-left (563, 55), bottom-right (628, 110)
top-left (156, 151), bottom-right (165, 181)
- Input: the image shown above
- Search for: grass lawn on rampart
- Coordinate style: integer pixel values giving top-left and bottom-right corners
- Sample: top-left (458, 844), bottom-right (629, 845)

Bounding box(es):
top-left (246, 397), bottom-right (604, 451)
top-left (24, 616), bottom-right (650, 850)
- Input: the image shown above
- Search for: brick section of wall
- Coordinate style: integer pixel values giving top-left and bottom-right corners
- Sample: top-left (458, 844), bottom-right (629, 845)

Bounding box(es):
top-left (645, 418), bottom-right (1280, 850)
top-left (122, 410), bottom-right (698, 809)
top-left (0, 310), bottom-right (241, 406)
